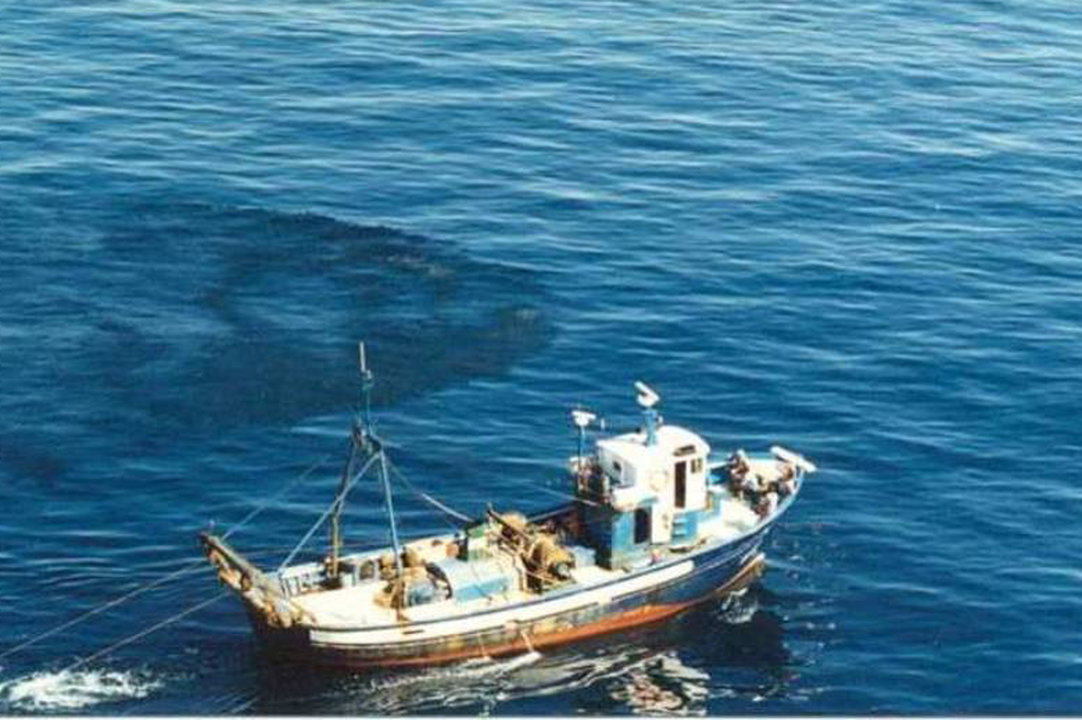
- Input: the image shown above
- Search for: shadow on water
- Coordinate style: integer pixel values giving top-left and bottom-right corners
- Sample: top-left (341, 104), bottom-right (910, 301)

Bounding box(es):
top-left (0, 202), bottom-right (554, 467)
top-left (245, 587), bottom-right (792, 716)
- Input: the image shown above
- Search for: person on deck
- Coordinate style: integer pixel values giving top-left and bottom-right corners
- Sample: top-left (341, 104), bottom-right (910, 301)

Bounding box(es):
top-left (757, 490), bottom-right (779, 518)
top-left (728, 450), bottom-right (753, 499)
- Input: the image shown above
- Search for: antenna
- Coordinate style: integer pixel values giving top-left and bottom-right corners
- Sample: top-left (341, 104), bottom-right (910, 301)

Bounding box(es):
top-left (634, 381), bottom-right (661, 446)
top-left (634, 381), bottom-right (660, 409)
top-left (358, 341), bottom-right (374, 427)
top-left (571, 408), bottom-right (597, 479)
top-left (572, 408), bottom-right (597, 429)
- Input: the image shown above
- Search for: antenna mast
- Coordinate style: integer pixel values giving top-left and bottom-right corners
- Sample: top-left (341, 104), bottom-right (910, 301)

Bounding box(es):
top-left (359, 341), bottom-right (374, 428)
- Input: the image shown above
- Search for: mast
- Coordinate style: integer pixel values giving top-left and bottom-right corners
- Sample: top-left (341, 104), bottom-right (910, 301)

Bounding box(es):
top-left (328, 342), bottom-right (405, 591)
top-left (358, 343), bottom-right (403, 580)
top-left (329, 342), bottom-right (384, 580)
top-left (327, 439), bottom-right (355, 580)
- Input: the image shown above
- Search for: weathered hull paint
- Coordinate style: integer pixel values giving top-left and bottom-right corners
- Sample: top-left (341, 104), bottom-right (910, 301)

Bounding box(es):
top-left (247, 519), bottom-right (775, 669)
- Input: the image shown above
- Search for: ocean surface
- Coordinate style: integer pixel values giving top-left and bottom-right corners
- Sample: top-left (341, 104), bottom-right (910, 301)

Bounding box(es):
top-left (2, 0), bottom-right (1082, 714)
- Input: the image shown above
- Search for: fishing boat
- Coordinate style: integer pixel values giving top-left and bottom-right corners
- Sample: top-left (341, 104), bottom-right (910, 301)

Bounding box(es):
top-left (201, 346), bottom-right (816, 668)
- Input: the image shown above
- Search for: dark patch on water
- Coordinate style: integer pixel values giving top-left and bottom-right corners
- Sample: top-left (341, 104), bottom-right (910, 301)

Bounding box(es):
top-left (6, 0), bottom-right (1082, 712)
top-left (1, 203), bottom-right (553, 446)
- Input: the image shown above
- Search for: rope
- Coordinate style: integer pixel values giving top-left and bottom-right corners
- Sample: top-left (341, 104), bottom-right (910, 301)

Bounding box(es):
top-left (0, 443), bottom-right (591, 670)
top-left (277, 453), bottom-right (379, 571)
top-left (530, 482), bottom-right (604, 508)
top-left (0, 560), bottom-right (208, 662)
top-left (224, 532), bottom-right (443, 561)
top-left (385, 453), bottom-right (599, 527)
top-left (62, 591), bottom-right (230, 673)
top-left (381, 456), bottom-right (517, 603)
top-left (0, 453), bottom-right (329, 663)
top-left (221, 453), bottom-right (333, 540)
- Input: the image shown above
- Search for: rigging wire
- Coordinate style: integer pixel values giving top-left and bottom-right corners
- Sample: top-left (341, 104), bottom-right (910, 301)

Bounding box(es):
top-left (383, 456), bottom-right (471, 526)
top-left (387, 456), bottom-right (503, 603)
top-left (383, 449), bottom-right (602, 527)
top-left (277, 453), bottom-right (379, 571)
top-left (529, 482), bottom-right (604, 509)
top-left (220, 452), bottom-right (334, 540)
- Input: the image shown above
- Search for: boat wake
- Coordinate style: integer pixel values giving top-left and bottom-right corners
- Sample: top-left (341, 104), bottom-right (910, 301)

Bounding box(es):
top-left (716, 589), bottom-right (760, 624)
top-left (375, 650), bottom-right (545, 690)
top-left (0, 668), bottom-right (161, 712)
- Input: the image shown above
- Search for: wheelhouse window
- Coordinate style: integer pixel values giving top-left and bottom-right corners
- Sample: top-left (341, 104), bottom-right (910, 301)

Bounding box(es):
top-left (634, 507), bottom-right (651, 544)
top-left (609, 459), bottom-right (625, 486)
top-left (674, 461), bottom-right (687, 509)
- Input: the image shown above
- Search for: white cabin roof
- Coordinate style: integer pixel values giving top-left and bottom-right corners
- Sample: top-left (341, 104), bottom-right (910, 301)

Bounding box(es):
top-left (597, 424), bottom-right (710, 466)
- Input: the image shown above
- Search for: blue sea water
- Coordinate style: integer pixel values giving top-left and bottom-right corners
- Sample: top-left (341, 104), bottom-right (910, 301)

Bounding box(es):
top-left (2, 0), bottom-right (1082, 713)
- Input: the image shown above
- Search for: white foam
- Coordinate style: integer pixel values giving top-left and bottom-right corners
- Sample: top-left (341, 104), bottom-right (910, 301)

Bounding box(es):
top-left (356, 649), bottom-right (547, 714)
top-left (491, 650), bottom-right (543, 673)
top-left (377, 649), bottom-right (545, 690)
top-left (717, 590), bottom-right (759, 624)
top-left (0, 668), bottom-right (161, 712)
